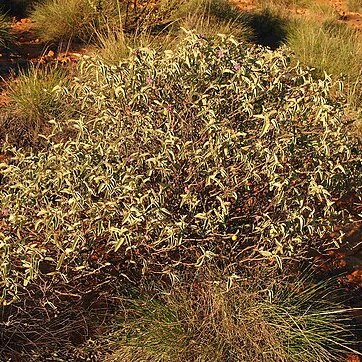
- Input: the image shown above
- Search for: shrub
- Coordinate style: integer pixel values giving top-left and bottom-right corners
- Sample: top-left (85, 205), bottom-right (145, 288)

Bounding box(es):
top-left (0, 32), bottom-right (361, 303)
top-left (105, 270), bottom-right (360, 362)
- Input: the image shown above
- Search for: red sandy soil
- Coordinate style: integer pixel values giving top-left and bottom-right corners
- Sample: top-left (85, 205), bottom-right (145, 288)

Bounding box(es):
top-left (233, 0), bottom-right (362, 30)
top-left (330, 0), bottom-right (362, 29)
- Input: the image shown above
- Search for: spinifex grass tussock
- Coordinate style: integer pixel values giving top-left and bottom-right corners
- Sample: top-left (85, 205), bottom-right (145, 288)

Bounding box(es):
top-left (286, 19), bottom-right (362, 108)
top-left (0, 64), bottom-right (71, 146)
top-left (157, 0), bottom-right (252, 39)
top-left (30, 0), bottom-right (124, 42)
top-left (180, 12), bottom-right (252, 41)
top-left (307, 2), bottom-right (339, 20)
top-left (93, 24), bottom-right (180, 65)
top-left (93, 25), bottom-right (129, 64)
top-left (93, 0), bottom-right (252, 63)
top-left (105, 270), bottom-right (360, 362)
top-left (0, 31), bottom-right (361, 304)
top-left (171, 0), bottom-right (244, 20)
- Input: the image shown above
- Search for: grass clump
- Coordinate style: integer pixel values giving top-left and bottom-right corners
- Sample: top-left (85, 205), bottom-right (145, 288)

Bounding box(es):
top-left (93, 0), bottom-right (252, 66)
top-left (93, 26), bottom-right (129, 64)
top-left (157, 0), bottom-right (252, 40)
top-left (180, 12), bottom-right (252, 41)
top-left (287, 19), bottom-right (362, 108)
top-left (105, 270), bottom-right (360, 362)
top-left (30, 0), bottom-right (122, 42)
top-left (0, 32), bottom-right (361, 302)
top-left (1, 65), bottom-right (70, 146)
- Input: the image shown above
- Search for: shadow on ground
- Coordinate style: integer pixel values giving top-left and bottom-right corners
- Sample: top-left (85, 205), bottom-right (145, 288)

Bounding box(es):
top-left (242, 9), bottom-right (290, 49)
top-left (1, 0), bottom-right (40, 18)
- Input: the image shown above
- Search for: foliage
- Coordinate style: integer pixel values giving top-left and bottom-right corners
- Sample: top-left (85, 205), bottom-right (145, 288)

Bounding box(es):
top-left (93, 25), bottom-right (129, 64)
top-left (93, 24), bottom-right (181, 65)
top-left (93, 0), bottom-right (252, 65)
top-left (0, 32), bottom-right (361, 303)
top-left (162, 0), bottom-right (243, 20)
top-left (180, 11), bottom-right (252, 40)
top-left (105, 269), bottom-right (360, 362)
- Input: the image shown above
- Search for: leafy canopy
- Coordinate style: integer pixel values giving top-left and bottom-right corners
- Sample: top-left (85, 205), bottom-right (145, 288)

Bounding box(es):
top-left (0, 31), bottom-right (361, 304)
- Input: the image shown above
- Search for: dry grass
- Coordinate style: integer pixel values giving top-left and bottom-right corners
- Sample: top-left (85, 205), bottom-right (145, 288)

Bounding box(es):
top-left (30, 0), bottom-right (123, 42)
top-left (93, 0), bottom-right (252, 64)
top-left (93, 25), bottom-right (129, 64)
top-left (287, 19), bottom-right (362, 108)
top-left (1, 64), bottom-right (71, 147)
top-left (103, 270), bottom-right (360, 362)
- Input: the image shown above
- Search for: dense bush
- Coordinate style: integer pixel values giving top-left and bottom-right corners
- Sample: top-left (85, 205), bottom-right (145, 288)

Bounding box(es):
top-left (0, 32), bottom-right (361, 304)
